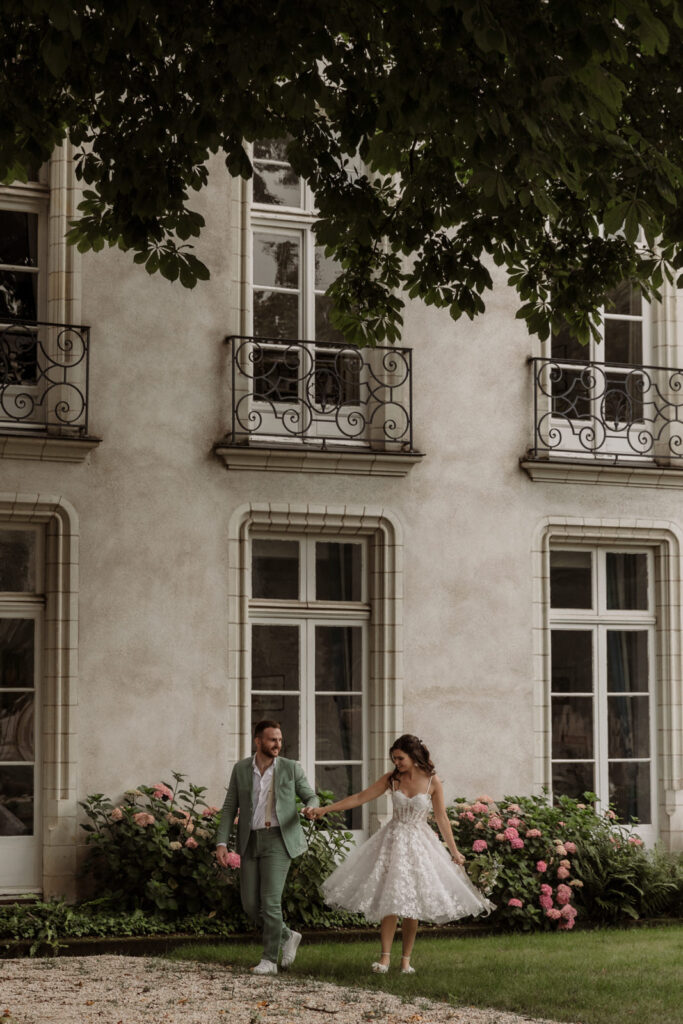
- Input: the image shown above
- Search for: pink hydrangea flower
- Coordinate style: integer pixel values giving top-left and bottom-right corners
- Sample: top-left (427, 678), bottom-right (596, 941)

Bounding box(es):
top-left (558, 918), bottom-right (575, 930)
top-left (510, 837), bottom-right (525, 850)
top-left (476, 794), bottom-right (495, 804)
top-left (152, 783), bottom-right (174, 801)
top-left (540, 884), bottom-right (553, 896)
top-left (555, 844), bottom-right (568, 856)
top-left (503, 826), bottom-right (519, 840)
top-left (202, 806), bottom-right (219, 818)
top-left (184, 836), bottom-right (198, 849)
top-left (226, 852), bottom-right (241, 869)
top-left (460, 811), bottom-right (475, 821)
top-left (110, 806), bottom-right (124, 822)
top-left (488, 815), bottom-right (503, 830)
top-left (536, 860), bottom-right (548, 873)
top-left (539, 894), bottom-right (553, 911)
top-left (506, 803), bottom-right (522, 813)
top-left (628, 837), bottom-right (643, 846)
top-left (471, 802), bottom-right (489, 814)
top-left (546, 908), bottom-right (562, 920)
top-left (556, 884), bottom-right (572, 905)
top-left (564, 841), bottom-right (577, 854)
top-left (506, 817), bottom-right (522, 828)
top-left (526, 828), bottom-right (542, 838)
top-left (508, 898), bottom-right (523, 908)
top-left (605, 809), bottom-right (616, 820)
top-left (474, 821), bottom-right (485, 830)
top-left (557, 866), bottom-right (570, 880)
top-left (184, 821), bottom-right (195, 834)
top-left (472, 839), bottom-right (488, 853)
top-left (495, 833), bottom-right (506, 841)
top-left (132, 812), bottom-right (155, 827)
top-left (559, 859), bottom-right (571, 869)
top-left (561, 904), bottom-right (577, 919)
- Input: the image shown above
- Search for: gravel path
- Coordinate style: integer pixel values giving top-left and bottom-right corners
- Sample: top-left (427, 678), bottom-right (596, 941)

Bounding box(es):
top-left (0, 955), bottom-right (568, 1024)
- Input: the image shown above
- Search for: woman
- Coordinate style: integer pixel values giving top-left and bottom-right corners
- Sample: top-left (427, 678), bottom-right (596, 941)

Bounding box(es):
top-left (305, 734), bottom-right (494, 974)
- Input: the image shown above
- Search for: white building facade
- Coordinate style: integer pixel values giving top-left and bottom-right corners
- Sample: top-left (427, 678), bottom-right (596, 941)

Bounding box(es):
top-left (0, 146), bottom-right (682, 898)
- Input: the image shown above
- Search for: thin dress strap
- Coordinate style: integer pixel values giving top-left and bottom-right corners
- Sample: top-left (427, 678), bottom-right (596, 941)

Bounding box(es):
top-left (426, 773), bottom-right (434, 794)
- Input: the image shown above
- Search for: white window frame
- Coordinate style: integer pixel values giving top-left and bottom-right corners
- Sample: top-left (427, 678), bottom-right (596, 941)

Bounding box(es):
top-left (248, 533), bottom-right (370, 840)
top-left (549, 544), bottom-right (658, 844)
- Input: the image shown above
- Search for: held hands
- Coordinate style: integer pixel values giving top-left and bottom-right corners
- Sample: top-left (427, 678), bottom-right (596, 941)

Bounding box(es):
top-left (303, 806), bottom-right (325, 820)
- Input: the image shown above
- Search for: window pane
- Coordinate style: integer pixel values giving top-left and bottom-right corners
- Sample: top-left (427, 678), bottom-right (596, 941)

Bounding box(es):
top-left (253, 233), bottom-right (299, 289)
top-left (551, 630), bottom-right (593, 693)
top-left (314, 294), bottom-right (345, 344)
top-left (316, 763), bottom-right (362, 830)
top-left (0, 211), bottom-right (38, 267)
top-left (253, 292), bottom-right (300, 340)
top-left (550, 551), bottom-right (592, 608)
top-left (0, 533), bottom-right (36, 592)
top-left (250, 693), bottom-right (299, 760)
top-left (0, 270), bottom-right (38, 319)
top-left (550, 365), bottom-right (593, 421)
top-left (252, 345), bottom-right (300, 401)
top-left (609, 761), bottom-right (651, 824)
top-left (0, 620), bottom-right (34, 687)
top-left (607, 280), bottom-right (642, 317)
top-left (315, 626), bottom-right (362, 692)
top-left (551, 324), bottom-right (588, 362)
top-left (252, 540), bottom-right (299, 600)
top-left (604, 319), bottom-right (642, 364)
top-left (602, 371), bottom-right (644, 424)
top-left (0, 329), bottom-right (38, 386)
top-left (314, 247), bottom-right (339, 291)
top-left (552, 761), bottom-right (594, 803)
top-left (315, 695), bottom-right (362, 760)
top-left (0, 692), bottom-right (34, 761)
top-left (254, 140), bottom-right (290, 162)
top-left (314, 350), bottom-right (360, 405)
top-left (606, 553), bottom-right (648, 610)
top-left (607, 631), bottom-right (648, 692)
top-left (552, 696), bottom-right (593, 758)
top-left (316, 543), bottom-right (362, 601)
top-left (253, 164), bottom-right (302, 208)
top-left (251, 624), bottom-right (299, 691)
top-left (608, 696), bottom-right (650, 759)
top-left (0, 764), bottom-right (33, 835)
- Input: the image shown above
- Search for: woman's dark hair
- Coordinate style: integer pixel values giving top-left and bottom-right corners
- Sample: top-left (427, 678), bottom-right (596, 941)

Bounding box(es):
top-left (388, 734), bottom-right (436, 787)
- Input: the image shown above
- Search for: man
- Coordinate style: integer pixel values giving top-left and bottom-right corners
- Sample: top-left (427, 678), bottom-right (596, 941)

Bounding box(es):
top-left (216, 720), bottom-right (319, 975)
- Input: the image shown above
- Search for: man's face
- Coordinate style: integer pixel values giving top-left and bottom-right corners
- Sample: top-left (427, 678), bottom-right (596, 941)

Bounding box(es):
top-left (255, 727), bottom-right (283, 760)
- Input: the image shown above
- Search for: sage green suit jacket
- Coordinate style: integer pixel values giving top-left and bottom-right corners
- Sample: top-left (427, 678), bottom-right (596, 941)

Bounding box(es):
top-left (216, 756), bottom-right (319, 859)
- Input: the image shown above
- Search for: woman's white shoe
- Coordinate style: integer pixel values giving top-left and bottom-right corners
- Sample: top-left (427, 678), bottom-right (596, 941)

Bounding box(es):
top-left (371, 952), bottom-right (391, 973)
top-left (400, 956), bottom-right (415, 974)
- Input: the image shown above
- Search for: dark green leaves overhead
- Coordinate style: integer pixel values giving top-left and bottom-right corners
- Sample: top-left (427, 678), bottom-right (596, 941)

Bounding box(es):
top-left (2, 1), bottom-right (683, 344)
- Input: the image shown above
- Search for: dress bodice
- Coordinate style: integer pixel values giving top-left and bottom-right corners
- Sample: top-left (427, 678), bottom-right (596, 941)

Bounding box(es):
top-left (391, 789), bottom-right (432, 824)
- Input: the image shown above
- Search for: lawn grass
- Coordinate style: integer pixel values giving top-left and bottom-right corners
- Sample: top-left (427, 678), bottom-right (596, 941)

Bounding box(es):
top-left (169, 925), bottom-right (683, 1024)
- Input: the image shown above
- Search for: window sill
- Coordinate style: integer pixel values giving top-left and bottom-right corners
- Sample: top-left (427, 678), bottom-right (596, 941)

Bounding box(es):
top-left (0, 433), bottom-right (101, 463)
top-left (520, 455), bottom-right (683, 488)
top-left (214, 442), bottom-right (424, 477)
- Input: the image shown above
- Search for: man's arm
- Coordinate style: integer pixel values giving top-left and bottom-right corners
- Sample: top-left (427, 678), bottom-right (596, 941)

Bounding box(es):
top-left (293, 761), bottom-right (319, 809)
top-left (215, 765), bottom-right (239, 850)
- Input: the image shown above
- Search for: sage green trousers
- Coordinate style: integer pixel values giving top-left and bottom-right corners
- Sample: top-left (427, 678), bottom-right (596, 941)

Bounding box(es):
top-left (240, 827), bottom-right (293, 964)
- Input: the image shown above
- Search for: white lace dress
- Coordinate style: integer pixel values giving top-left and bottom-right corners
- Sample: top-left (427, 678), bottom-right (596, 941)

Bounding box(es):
top-left (321, 787), bottom-right (495, 924)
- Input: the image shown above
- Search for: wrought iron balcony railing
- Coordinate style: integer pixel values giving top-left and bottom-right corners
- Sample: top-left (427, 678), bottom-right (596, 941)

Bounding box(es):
top-left (225, 335), bottom-right (415, 452)
top-left (0, 318), bottom-right (90, 434)
top-left (529, 356), bottom-right (683, 462)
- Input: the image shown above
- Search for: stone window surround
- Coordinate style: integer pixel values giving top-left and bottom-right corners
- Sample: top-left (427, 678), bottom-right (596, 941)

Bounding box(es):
top-left (532, 516), bottom-right (683, 851)
top-left (227, 502), bottom-right (403, 832)
top-left (0, 492), bottom-right (79, 898)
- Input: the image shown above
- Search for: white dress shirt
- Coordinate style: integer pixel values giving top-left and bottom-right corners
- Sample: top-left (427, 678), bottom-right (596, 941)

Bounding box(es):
top-left (251, 755), bottom-right (279, 829)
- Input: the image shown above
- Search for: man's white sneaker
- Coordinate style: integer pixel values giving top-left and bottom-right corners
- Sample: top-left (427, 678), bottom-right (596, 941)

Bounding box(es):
top-left (280, 930), bottom-right (302, 968)
top-left (251, 959), bottom-right (278, 975)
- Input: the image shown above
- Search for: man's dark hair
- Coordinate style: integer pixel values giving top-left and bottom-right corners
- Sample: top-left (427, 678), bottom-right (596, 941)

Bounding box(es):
top-left (253, 719), bottom-right (281, 739)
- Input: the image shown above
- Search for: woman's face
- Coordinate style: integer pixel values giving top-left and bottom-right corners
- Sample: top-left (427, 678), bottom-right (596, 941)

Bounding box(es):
top-left (391, 749), bottom-right (414, 773)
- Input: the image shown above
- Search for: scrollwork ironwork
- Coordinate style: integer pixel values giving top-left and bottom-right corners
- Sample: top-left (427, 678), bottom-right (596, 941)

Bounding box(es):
top-left (0, 319), bottom-right (90, 433)
top-left (227, 335), bottom-right (414, 451)
top-left (529, 356), bottom-right (683, 462)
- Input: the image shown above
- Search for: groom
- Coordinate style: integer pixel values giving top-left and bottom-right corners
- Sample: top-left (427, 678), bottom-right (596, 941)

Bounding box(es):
top-left (216, 719), bottom-right (319, 975)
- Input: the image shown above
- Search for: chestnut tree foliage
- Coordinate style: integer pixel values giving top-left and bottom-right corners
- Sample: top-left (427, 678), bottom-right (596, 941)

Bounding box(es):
top-left (3, 0), bottom-right (683, 344)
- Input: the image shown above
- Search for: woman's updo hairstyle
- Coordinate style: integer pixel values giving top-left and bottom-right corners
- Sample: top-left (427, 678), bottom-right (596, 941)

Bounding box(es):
top-left (388, 734), bottom-right (436, 787)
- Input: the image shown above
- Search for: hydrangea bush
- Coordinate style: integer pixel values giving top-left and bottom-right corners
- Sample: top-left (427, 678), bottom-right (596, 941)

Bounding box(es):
top-left (445, 791), bottom-right (681, 931)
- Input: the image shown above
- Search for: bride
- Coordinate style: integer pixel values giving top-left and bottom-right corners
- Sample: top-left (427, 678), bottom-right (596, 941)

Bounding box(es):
top-left (305, 734), bottom-right (494, 974)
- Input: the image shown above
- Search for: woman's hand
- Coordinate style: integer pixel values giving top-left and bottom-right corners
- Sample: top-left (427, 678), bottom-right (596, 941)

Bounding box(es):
top-left (304, 806), bottom-right (325, 820)
top-left (451, 850), bottom-right (466, 867)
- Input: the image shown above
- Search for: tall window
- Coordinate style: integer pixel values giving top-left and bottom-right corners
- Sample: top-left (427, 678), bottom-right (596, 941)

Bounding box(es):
top-left (549, 547), bottom-right (656, 840)
top-left (249, 535), bottom-right (368, 833)
top-left (251, 140), bottom-right (342, 343)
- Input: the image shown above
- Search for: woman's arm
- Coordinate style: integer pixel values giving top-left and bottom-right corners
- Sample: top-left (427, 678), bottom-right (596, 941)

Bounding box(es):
top-left (430, 776), bottom-right (465, 866)
top-left (305, 771), bottom-right (393, 819)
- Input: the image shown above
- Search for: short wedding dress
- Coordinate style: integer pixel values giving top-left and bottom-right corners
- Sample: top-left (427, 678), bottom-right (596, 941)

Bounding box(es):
top-left (321, 780), bottom-right (495, 924)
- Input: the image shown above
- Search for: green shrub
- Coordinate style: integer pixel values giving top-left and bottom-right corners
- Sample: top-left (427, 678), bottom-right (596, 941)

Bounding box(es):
top-left (444, 791), bottom-right (682, 931)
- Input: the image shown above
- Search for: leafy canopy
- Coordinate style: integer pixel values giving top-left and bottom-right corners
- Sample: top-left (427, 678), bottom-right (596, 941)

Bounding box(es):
top-left (2, 1), bottom-right (683, 344)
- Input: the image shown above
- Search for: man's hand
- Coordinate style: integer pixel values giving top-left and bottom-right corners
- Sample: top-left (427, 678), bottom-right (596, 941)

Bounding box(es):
top-left (216, 845), bottom-right (231, 868)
